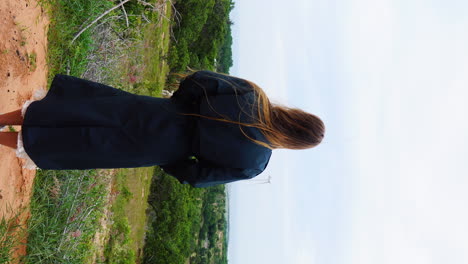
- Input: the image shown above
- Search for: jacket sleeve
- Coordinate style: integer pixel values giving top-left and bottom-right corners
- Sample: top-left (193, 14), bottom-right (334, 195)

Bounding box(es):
top-left (159, 158), bottom-right (260, 188)
top-left (171, 71), bottom-right (254, 105)
top-left (47, 74), bottom-right (135, 98)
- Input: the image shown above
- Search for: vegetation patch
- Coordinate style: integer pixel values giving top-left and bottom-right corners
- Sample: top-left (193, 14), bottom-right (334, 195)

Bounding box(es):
top-left (25, 169), bottom-right (108, 263)
top-left (168, 0), bottom-right (234, 73)
top-left (143, 168), bottom-right (228, 264)
top-left (0, 206), bottom-right (27, 264)
top-left (39, 0), bottom-right (116, 79)
top-left (104, 169), bottom-right (136, 264)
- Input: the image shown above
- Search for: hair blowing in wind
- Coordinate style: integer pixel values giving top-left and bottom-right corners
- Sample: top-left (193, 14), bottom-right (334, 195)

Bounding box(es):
top-left (175, 73), bottom-right (326, 150)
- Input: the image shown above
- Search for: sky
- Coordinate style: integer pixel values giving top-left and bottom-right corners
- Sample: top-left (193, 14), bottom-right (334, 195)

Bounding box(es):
top-left (228, 1), bottom-right (468, 264)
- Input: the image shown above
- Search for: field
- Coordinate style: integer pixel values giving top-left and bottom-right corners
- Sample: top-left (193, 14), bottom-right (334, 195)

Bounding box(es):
top-left (0, 0), bottom-right (234, 263)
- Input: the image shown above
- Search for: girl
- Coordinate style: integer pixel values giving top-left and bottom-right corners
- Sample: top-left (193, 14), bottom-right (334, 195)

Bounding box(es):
top-left (0, 71), bottom-right (325, 187)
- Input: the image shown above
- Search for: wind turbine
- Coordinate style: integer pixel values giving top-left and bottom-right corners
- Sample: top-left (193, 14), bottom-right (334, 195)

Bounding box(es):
top-left (247, 175), bottom-right (272, 184)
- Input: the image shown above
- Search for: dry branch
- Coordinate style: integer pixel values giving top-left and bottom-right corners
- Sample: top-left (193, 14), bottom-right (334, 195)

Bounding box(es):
top-left (137, 0), bottom-right (157, 10)
top-left (120, 0), bottom-right (130, 28)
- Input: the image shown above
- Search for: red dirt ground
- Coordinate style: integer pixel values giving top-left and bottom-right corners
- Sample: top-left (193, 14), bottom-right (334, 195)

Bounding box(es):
top-left (0, 0), bottom-right (49, 261)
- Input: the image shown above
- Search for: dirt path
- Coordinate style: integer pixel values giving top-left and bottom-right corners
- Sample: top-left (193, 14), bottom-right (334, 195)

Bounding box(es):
top-left (0, 0), bottom-right (49, 260)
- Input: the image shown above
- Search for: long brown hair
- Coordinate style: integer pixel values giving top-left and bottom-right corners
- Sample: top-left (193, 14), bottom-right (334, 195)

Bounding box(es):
top-left (171, 71), bottom-right (325, 150)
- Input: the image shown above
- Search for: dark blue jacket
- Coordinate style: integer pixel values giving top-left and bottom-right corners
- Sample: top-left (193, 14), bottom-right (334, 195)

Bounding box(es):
top-left (22, 72), bottom-right (272, 188)
top-left (160, 71), bottom-right (272, 187)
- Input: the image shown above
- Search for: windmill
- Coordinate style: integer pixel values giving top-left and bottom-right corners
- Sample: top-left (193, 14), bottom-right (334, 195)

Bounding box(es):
top-left (247, 175), bottom-right (272, 184)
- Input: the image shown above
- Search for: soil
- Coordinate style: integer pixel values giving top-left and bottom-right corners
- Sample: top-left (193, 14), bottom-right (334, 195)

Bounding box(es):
top-left (0, 0), bottom-right (49, 261)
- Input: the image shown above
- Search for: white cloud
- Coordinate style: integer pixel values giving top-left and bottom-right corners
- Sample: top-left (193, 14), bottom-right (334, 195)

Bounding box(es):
top-left (343, 1), bottom-right (468, 263)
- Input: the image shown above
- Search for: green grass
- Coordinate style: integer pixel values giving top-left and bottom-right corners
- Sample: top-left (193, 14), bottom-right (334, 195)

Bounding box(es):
top-left (123, 167), bottom-right (154, 256)
top-left (39, 0), bottom-right (115, 79)
top-left (103, 167), bottom-right (154, 263)
top-left (139, 2), bottom-right (173, 97)
top-left (25, 169), bottom-right (108, 263)
top-left (103, 169), bottom-right (135, 264)
top-left (108, 1), bottom-right (173, 97)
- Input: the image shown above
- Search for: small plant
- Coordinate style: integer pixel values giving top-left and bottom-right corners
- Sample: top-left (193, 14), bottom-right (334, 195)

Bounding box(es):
top-left (20, 25), bottom-right (29, 32)
top-left (1, 49), bottom-right (9, 54)
top-left (28, 52), bottom-right (37, 71)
